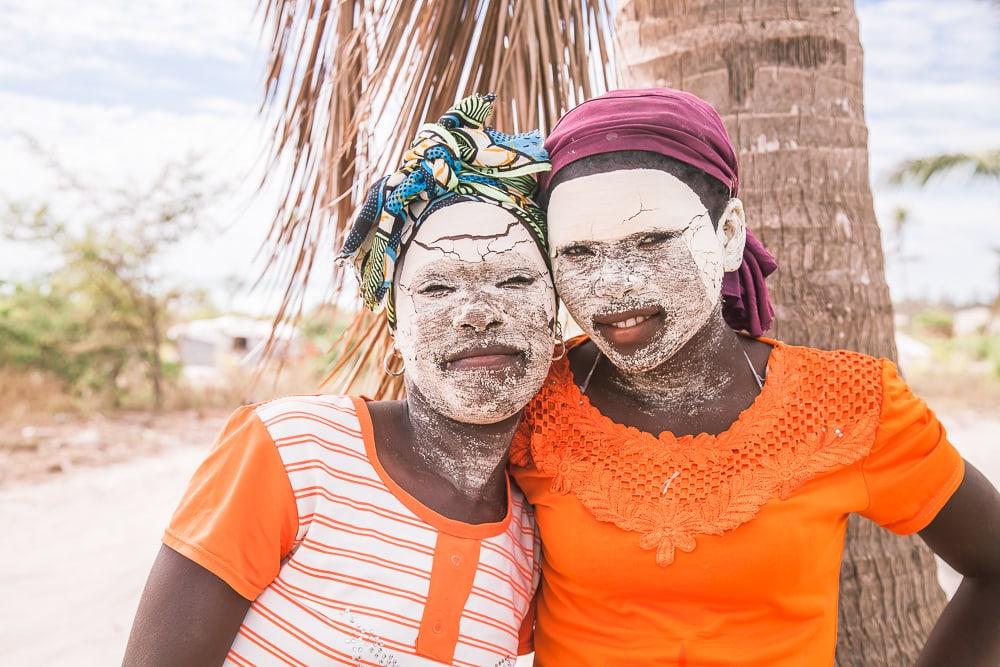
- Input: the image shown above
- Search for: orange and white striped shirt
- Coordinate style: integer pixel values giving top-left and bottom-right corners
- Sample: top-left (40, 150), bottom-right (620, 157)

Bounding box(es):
top-left (164, 395), bottom-right (539, 666)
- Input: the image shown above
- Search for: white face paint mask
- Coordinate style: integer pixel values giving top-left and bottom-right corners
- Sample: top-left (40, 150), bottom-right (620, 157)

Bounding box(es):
top-left (548, 168), bottom-right (746, 373)
top-left (394, 201), bottom-right (556, 424)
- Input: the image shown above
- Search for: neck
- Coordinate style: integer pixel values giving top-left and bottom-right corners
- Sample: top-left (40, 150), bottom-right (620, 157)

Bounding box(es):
top-left (401, 383), bottom-right (517, 500)
top-left (604, 305), bottom-right (750, 417)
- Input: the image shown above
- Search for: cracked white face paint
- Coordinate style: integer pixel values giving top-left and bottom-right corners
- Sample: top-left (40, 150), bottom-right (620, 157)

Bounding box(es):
top-left (394, 201), bottom-right (556, 424)
top-left (548, 168), bottom-right (746, 373)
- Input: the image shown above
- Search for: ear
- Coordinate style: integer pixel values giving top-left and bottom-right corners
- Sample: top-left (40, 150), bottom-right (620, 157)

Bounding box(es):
top-left (716, 197), bottom-right (747, 272)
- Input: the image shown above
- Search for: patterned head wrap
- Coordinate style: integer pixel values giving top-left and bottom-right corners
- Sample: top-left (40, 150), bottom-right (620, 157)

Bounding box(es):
top-left (337, 93), bottom-right (551, 327)
top-left (543, 87), bottom-right (777, 336)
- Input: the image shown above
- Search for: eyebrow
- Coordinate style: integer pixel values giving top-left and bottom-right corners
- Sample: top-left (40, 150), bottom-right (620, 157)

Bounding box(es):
top-left (553, 228), bottom-right (685, 250)
top-left (553, 210), bottom-right (711, 247)
top-left (406, 255), bottom-right (543, 276)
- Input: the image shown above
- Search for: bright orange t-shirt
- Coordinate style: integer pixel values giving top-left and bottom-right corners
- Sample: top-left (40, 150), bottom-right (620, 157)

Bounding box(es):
top-left (510, 337), bottom-right (964, 666)
top-left (165, 394), bottom-right (539, 665)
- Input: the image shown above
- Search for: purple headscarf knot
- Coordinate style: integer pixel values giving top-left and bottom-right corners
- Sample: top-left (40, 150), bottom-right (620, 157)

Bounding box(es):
top-left (543, 87), bottom-right (777, 336)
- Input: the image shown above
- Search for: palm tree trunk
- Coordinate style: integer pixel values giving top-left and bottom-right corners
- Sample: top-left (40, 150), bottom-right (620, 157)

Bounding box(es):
top-left (615, 0), bottom-right (946, 663)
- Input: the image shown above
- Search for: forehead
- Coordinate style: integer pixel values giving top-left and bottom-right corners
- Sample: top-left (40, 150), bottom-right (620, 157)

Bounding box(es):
top-left (547, 168), bottom-right (707, 247)
top-left (399, 201), bottom-right (546, 279)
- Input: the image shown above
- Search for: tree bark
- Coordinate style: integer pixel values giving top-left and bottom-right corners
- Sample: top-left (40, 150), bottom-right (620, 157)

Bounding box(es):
top-left (614, 1), bottom-right (946, 663)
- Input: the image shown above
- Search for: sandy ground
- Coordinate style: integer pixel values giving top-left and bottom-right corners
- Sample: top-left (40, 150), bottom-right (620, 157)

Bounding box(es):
top-left (0, 409), bottom-right (229, 487)
top-left (0, 408), bottom-right (996, 666)
top-left (0, 445), bottom-right (206, 666)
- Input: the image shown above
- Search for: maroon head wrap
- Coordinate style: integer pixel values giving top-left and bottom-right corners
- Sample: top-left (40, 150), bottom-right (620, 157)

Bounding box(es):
top-left (544, 87), bottom-right (777, 336)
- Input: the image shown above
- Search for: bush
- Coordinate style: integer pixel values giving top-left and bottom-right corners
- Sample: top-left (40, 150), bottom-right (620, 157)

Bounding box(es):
top-left (912, 309), bottom-right (954, 338)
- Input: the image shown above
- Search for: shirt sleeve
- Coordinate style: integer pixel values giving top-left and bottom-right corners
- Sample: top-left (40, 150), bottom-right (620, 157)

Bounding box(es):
top-left (162, 404), bottom-right (299, 600)
top-left (859, 359), bottom-right (965, 534)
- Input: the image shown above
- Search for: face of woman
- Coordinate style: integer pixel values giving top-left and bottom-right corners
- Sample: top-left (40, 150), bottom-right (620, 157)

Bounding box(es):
top-left (394, 201), bottom-right (556, 424)
top-left (548, 168), bottom-right (745, 373)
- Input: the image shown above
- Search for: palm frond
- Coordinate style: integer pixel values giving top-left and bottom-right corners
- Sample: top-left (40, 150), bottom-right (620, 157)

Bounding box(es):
top-left (888, 149), bottom-right (1000, 186)
top-left (256, 0), bottom-right (615, 397)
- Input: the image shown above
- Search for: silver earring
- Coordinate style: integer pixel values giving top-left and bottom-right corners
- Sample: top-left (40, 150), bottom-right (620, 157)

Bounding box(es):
top-left (551, 321), bottom-right (566, 361)
top-left (383, 348), bottom-right (405, 377)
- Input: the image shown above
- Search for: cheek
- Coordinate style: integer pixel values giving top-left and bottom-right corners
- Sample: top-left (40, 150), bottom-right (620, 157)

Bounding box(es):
top-left (503, 285), bottom-right (556, 338)
top-left (394, 298), bottom-right (449, 362)
top-left (553, 258), bottom-right (600, 309)
top-left (683, 224), bottom-right (726, 297)
top-left (639, 245), bottom-right (718, 315)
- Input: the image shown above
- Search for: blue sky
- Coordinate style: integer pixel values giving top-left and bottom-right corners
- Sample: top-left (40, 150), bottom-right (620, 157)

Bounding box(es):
top-left (1, 0), bottom-right (998, 312)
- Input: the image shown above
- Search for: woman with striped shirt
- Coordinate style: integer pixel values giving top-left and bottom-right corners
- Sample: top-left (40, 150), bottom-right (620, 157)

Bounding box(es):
top-left (124, 94), bottom-right (557, 666)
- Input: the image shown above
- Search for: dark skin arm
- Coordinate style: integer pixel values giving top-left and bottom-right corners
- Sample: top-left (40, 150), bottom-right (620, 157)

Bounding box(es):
top-left (122, 545), bottom-right (251, 667)
top-left (917, 462), bottom-right (1000, 666)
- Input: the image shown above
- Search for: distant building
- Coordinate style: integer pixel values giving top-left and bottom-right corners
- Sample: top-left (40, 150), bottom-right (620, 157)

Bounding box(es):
top-left (167, 316), bottom-right (299, 384)
top-left (953, 306), bottom-right (997, 336)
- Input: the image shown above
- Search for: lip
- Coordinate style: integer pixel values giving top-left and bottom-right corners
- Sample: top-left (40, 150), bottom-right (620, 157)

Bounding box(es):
top-left (444, 344), bottom-right (525, 371)
top-left (592, 306), bottom-right (665, 350)
top-left (592, 305), bottom-right (663, 326)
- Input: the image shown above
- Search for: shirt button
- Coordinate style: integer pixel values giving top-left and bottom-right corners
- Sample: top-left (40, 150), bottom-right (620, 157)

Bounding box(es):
top-left (451, 554), bottom-right (462, 566)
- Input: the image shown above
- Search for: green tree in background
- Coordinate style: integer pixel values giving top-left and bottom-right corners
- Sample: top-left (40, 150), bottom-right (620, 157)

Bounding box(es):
top-left (1, 156), bottom-right (219, 409)
top-left (0, 277), bottom-right (90, 386)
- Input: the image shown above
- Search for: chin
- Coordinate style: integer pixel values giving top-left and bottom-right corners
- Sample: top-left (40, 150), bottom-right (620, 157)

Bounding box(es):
top-left (591, 323), bottom-right (700, 375)
top-left (602, 344), bottom-right (674, 374)
top-left (411, 341), bottom-right (551, 424)
top-left (452, 407), bottom-right (521, 425)
top-left (435, 396), bottom-right (523, 425)
top-left (442, 373), bottom-right (550, 424)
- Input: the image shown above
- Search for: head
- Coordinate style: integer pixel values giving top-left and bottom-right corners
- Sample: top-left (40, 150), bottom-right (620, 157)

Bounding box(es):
top-left (547, 150), bottom-right (746, 373)
top-left (337, 93), bottom-right (555, 423)
top-left (392, 199), bottom-right (556, 423)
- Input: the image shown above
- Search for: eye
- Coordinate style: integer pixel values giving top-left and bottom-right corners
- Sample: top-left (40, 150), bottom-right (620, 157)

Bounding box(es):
top-left (559, 244), bottom-right (596, 259)
top-left (637, 231), bottom-right (674, 249)
top-left (417, 283), bottom-right (454, 297)
top-left (498, 274), bottom-right (536, 289)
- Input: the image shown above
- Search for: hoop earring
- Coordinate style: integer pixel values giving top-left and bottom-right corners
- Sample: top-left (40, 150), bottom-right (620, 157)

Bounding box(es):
top-left (551, 321), bottom-right (566, 361)
top-left (383, 348), bottom-right (405, 377)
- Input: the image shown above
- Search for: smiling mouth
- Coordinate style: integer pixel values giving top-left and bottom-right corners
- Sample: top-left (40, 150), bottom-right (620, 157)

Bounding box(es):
top-left (592, 306), bottom-right (665, 348)
top-left (607, 313), bottom-right (656, 329)
top-left (444, 344), bottom-right (525, 371)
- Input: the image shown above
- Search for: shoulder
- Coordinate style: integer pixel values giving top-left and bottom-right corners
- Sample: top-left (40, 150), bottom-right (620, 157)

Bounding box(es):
top-left (250, 394), bottom-right (367, 455)
top-left (746, 340), bottom-right (891, 452)
top-left (252, 393), bottom-right (362, 427)
top-left (767, 338), bottom-right (885, 388)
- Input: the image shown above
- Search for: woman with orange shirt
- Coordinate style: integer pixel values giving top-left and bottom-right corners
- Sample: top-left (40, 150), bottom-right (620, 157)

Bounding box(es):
top-left (510, 88), bottom-right (1000, 666)
top-left (124, 94), bottom-right (556, 666)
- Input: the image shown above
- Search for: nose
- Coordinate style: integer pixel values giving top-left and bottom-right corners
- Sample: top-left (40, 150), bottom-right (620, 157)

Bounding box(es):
top-left (452, 300), bottom-right (504, 332)
top-left (594, 268), bottom-right (644, 299)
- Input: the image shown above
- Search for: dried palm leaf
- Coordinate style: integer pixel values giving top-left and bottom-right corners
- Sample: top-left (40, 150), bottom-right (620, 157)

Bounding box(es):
top-left (257, 0), bottom-right (616, 397)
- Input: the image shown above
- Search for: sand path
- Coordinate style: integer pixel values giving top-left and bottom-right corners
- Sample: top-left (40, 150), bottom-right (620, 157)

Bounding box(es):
top-left (0, 446), bottom-right (205, 666)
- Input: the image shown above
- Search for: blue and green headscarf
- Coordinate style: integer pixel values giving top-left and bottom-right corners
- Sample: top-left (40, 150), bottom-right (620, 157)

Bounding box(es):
top-left (337, 93), bottom-right (551, 327)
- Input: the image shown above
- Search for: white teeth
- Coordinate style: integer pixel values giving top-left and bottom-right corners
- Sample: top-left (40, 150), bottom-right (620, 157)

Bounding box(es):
top-left (609, 314), bottom-right (652, 329)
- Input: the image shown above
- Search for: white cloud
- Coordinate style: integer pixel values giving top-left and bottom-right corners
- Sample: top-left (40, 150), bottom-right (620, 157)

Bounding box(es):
top-left (0, 0), bottom-right (259, 76)
top-left (874, 182), bottom-right (999, 304)
top-left (0, 88), bottom-right (285, 313)
top-left (0, 0), bottom-right (300, 315)
top-left (859, 0), bottom-right (1000, 303)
